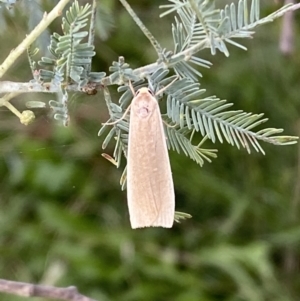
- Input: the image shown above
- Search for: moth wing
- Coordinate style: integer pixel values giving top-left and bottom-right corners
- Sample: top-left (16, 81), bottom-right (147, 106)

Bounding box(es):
top-left (127, 94), bottom-right (175, 229)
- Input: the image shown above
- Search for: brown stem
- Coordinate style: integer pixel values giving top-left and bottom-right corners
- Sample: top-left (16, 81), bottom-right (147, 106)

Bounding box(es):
top-left (279, 0), bottom-right (295, 55)
top-left (0, 279), bottom-right (98, 301)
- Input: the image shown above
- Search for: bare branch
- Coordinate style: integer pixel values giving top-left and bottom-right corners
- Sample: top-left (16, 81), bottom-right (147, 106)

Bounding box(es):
top-left (0, 81), bottom-right (88, 94)
top-left (0, 2), bottom-right (299, 93)
top-left (0, 0), bottom-right (72, 79)
top-left (279, 0), bottom-right (295, 55)
top-left (119, 0), bottom-right (163, 56)
top-left (0, 278), bottom-right (99, 301)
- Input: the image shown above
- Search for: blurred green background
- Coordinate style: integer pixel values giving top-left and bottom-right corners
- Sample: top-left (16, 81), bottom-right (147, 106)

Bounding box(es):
top-left (0, 0), bottom-right (299, 300)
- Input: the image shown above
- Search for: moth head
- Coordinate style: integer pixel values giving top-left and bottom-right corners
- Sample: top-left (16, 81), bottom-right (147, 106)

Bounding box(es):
top-left (136, 87), bottom-right (154, 96)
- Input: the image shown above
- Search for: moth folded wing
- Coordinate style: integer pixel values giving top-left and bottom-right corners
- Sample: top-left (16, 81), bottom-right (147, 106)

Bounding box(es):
top-left (128, 143), bottom-right (175, 229)
top-left (148, 168), bottom-right (175, 228)
top-left (127, 90), bottom-right (175, 228)
top-left (127, 117), bottom-right (161, 229)
top-left (147, 114), bottom-right (175, 228)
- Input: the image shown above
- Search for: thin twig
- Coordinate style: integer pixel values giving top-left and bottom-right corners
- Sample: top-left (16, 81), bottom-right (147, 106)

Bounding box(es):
top-left (0, 92), bottom-right (22, 106)
top-left (0, 0), bottom-right (72, 79)
top-left (188, 0), bottom-right (209, 36)
top-left (87, 0), bottom-right (97, 74)
top-left (0, 81), bottom-right (91, 94)
top-left (279, 0), bottom-right (295, 55)
top-left (0, 3), bottom-right (299, 92)
top-left (118, 0), bottom-right (163, 56)
top-left (0, 92), bottom-right (35, 125)
top-left (0, 278), bottom-right (98, 301)
top-left (0, 92), bottom-right (23, 118)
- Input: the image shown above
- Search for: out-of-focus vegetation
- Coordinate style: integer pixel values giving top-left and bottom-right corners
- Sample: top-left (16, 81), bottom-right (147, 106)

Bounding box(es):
top-left (0, 0), bottom-right (299, 300)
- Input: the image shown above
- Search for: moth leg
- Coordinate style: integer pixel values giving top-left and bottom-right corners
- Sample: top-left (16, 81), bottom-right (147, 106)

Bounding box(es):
top-left (155, 76), bottom-right (179, 96)
top-left (163, 120), bottom-right (177, 128)
top-left (128, 80), bottom-right (136, 96)
top-left (102, 104), bottom-right (132, 125)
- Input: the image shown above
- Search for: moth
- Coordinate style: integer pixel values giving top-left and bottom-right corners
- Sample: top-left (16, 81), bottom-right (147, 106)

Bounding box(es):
top-left (127, 87), bottom-right (175, 229)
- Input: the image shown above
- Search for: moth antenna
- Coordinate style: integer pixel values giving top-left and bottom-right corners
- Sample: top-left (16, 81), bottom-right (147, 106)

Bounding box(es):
top-left (155, 76), bottom-right (179, 96)
top-left (128, 80), bottom-right (136, 96)
top-left (102, 81), bottom-right (135, 126)
top-left (102, 104), bottom-right (131, 125)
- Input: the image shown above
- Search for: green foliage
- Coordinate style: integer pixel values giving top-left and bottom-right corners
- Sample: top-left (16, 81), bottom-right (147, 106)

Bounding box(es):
top-left (165, 77), bottom-right (296, 154)
top-left (98, 0), bottom-right (298, 177)
top-left (99, 69), bottom-right (217, 171)
top-left (39, 2), bottom-right (94, 83)
top-left (0, 1), bottom-right (299, 301)
top-left (17, 0), bottom-right (299, 167)
top-left (36, 1), bottom-right (105, 126)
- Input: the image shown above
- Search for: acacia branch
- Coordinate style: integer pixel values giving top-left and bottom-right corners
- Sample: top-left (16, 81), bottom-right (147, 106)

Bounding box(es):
top-left (0, 81), bottom-right (88, 94)
top-left (0, 279), bottom-right (98, 301)
top-left (0, 0), bottom-right (72, 79)
top-left (279, 0), bottom-right (295, 55)
top-left (0, 3), bottom-right (299, 93)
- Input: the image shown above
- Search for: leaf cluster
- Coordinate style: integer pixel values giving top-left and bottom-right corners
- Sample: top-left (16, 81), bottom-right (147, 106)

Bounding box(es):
top-left (96, 0), bottom-right (298, 177)
top-left (17, 0), bottom-right (298, 190)
top-left (0, 1), bottom-right (300, 300)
